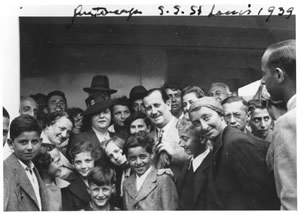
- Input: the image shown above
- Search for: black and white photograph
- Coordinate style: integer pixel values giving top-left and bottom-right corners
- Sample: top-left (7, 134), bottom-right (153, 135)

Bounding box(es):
top-left (2, 1), bottom-right (297, 211)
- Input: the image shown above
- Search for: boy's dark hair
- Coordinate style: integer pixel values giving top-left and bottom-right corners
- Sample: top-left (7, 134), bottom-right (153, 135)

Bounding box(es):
top-left (124, 111), bottom-right (152, 133)
top-left (144, 88), bottom-right (169, 103)
top-left (111, 96), bottom-right (131, 110)
top-left (67, 107), bottom-right (84, 118)
top-left (3, 107), bottom-right (10, 119)
top-left (123, 131), bottom-right (154, 156)
top-left (9, 115), bottom-right (41, 141)
top-left (69, 140), bottom-right (102, 163)
top-left (45, 111), bottom-right (74, 128)
top-left (46, 90), bottom-right (67, 106)
top-left (32, 143), bottom-right (56, 173)
top-left (87, 166), bottom-right (116, 186)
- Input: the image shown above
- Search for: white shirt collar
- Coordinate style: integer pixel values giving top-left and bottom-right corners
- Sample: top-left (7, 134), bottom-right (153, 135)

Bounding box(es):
top-left (190, 148), bottom-right (210, 172)
top-left (287, 94), bottom-right (296, 111)
top-left (136, 166), bottom-right (153, 191)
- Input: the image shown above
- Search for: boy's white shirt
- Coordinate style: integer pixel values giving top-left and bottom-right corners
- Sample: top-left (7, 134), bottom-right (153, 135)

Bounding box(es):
top-left (136, 166), bottom-right (153, 192)
top-left (190, 148), bottom-right (210, 172)
top-left (18, 160), bottom-right (42, 210)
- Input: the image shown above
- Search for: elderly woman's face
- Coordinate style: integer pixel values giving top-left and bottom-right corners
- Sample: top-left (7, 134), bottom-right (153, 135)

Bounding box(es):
top-left (91, 108), bottom-right (112, 131)
top-left (46, 116), bottom-right (73, 147)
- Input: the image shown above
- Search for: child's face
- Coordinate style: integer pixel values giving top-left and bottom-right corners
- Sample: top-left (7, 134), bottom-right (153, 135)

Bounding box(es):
top-left (73, 152), bottom-right (95, 178)
top-left (47, 148), bottom-right (62, 178)
top-left (127, 146), bottom-right (152, 176)
top-left (178, 129), bottom-right (202, 156)
top-left (105, 141), bottom-right (127, 166)
top-left (88, 182), bottom-right (115, 209)
top-left (9, 131), bottom-right (41, 164)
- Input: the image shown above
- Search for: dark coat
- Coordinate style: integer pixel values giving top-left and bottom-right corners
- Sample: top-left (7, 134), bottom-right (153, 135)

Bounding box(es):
top-left (3, 153), bottom-right (49, 211)
top-left (176, 151), bottom-right (212, 210)
top-left (207, 126), bottom-right (280, 210)
top-left (61, 175), bottom-right (90, 211)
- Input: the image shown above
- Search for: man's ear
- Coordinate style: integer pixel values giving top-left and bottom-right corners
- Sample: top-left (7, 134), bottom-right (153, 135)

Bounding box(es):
top-left (111, 183), bottom-right (116, 194)
top-left (274, 67), bottom-right (285, 83)
top-left (166, 99), bottom-right (171, 111)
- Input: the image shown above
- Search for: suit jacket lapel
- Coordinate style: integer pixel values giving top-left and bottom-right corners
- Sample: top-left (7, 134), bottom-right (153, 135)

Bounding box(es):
top-left (10, 154), bottom-right (39, 208)
top-left (124, 174), bottom-right (138, 199)
top-left (176, 160), bottom-right (190, 195)
top-left (193, 152), bottom-right (212, 203)
top-left (135, 168), bottom-right (157, 202)
top-left (68, 176), bottom-right (90, 202)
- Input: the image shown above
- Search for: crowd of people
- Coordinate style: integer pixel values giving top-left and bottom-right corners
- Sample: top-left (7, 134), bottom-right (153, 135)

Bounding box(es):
top-left (3, 39), bottom-right (296, 211)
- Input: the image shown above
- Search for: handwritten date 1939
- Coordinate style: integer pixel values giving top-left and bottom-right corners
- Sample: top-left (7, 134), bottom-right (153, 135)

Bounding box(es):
top-left (158, 4), bottom-right (294, 22)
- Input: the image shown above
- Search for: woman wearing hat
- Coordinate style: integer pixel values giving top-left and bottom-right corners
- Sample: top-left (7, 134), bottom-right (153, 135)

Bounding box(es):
top-left (68, 95), bottom-right (115, 166)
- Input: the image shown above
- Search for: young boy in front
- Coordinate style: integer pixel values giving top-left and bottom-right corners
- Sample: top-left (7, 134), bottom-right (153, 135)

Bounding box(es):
top-left (4, 115), bottom-right (49, 211)
top-left (83, 166), bottom-right (119, 211)
top-left (122, 131), bottom-right (178, 210)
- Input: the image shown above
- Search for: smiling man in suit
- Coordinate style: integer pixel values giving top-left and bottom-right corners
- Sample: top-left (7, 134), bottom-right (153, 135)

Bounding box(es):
top-left (4, 115), bottom-right (49, 211)
top-left (143, 88), bottom-right (189, 180)
top-left (261, 39), bottom-right (296, 210)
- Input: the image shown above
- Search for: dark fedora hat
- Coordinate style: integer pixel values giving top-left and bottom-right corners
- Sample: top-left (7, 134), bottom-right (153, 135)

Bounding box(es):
top-left (129, 85), bottom-right (147, 102)
top-left (83, 95), bottom-right (115, 116)
top-left (83, 75), bottom-right (117, 94)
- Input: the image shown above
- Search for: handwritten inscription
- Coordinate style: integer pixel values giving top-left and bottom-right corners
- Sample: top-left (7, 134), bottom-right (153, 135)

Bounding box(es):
top-left (68, 4), bottom-right (294, 28)
top-left (69, 5), bottom-right (143, 28)
top-left (158, 4), bottom-right (294, 22)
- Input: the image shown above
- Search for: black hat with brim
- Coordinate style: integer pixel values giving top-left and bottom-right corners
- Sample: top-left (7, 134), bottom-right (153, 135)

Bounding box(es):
top-left (83, 97), bottom-right (116, 116)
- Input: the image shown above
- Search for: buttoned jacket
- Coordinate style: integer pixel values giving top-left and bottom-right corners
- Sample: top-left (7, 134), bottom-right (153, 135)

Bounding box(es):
top-left (123, 167), bottom-right (178, 210)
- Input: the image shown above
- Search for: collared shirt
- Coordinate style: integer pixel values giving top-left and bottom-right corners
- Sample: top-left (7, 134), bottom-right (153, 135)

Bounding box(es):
top-left (18, 160), bottom-right (42, 210)
top-left (92, 127), bottom-right (110, 144)
top-left (189, 148), bottom-right (210, 172)
top-left (287, 94), bottom-right (296, 111)
top-left (136, 166), bottom-right (153, 192)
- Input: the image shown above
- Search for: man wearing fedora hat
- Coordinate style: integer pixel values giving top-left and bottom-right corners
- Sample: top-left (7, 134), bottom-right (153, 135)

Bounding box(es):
top-left (83, 75), bottom-right (118, 106)
top-left (189, 97), bottom-right (279, 210)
